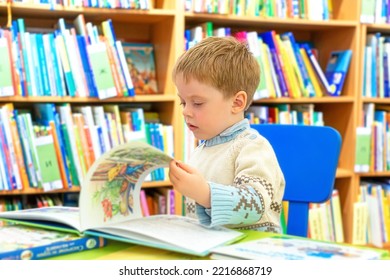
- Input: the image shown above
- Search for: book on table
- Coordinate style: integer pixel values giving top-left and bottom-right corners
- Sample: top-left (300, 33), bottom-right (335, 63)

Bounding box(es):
top-left (0, 141), bottom-right (245, 257)
top-left (210, 235), bottom-right (389, 260)
top-left (0, 222), bottom-right (106, 260)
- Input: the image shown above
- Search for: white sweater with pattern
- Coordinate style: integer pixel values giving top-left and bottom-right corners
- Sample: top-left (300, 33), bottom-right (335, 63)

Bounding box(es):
top-left (185, 119), bottom-right (285, 233)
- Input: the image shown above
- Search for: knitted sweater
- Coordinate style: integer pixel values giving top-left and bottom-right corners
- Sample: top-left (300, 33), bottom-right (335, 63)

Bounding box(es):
top-left (185, 119), bottom-right (285, 233)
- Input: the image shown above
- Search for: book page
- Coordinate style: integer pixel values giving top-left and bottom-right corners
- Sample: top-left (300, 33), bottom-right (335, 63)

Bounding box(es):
top-left (92, 215), bottom-right (244, 255)
top-left (211, 236), bottom-right (384, 260)
top-left (79, 141), bottom-right (172, 231)
top-left (0, 206), bottom-right (81, 231)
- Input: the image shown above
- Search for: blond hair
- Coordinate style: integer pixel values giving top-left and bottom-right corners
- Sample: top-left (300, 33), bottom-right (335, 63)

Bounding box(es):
top-left (172, 36), bottom-right (260, 109)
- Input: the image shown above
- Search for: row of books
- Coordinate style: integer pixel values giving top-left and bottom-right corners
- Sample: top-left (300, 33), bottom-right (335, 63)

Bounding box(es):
top-left (362, 32), bottom-right (390, 98)
top-left (0, 103), bottom-right (174, 192)
top-left (6, 0), bottom-right (153, 9)
top-left (186, 22), bottom-right (352, 99)
top-left (140, 188), bottom-right (176, 216)
top-left (0, 15), bottom-right (159, 99)
top-left (0, 193), bottom-right (77, 213)
top-left (185, 0), bottom-right (334, 21)
top-left (246, 104), bottom-right (324, 126)
top-left (360, 0), bottom-right (390, 24)
top-left (307, 189), bottom-right (344, 243)
top-left (352, 180), bottom-right (390, 248)
top-left (355, 103), bottom-right (390, 172)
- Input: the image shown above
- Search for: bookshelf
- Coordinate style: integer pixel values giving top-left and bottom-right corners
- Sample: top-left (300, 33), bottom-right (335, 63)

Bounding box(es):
top-left (0, 0), bottom-right (389, 250)
top-left (0, 1), bottom-right (184, 214)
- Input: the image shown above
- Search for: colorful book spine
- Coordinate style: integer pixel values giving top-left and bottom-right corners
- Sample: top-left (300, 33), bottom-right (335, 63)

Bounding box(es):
top-left (259, 31), bottom-right (289, 97)
top-left (302, 43), bottom-right (335, 95)
top-left (0, 233), bottom-right (107, 260)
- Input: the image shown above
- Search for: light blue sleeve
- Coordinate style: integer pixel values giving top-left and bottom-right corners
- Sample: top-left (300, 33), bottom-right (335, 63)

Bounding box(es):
top-left (196, 182), bottom-right (264, 227)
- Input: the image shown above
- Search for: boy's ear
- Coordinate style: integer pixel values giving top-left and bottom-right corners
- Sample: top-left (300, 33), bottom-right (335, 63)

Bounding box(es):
top-left (232, 91), bottom-right (247, 113)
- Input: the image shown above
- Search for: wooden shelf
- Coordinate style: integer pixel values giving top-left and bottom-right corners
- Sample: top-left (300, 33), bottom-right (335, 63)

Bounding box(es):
top-left (252, 96), bottom-right (355, 104)
top-left (362, 97), bottom-right (390, 104)
top-left (2, 3), bottom-right (176, 23)
top-left (336, 168), bottom-right (354, 179)
top-left (185, 12), bottom-right (358, 31)
top-left (0, 181), bottom-right (172, 196)
top-left (356, 171), bottom-right (390, 177)
top-left (364, 23), bottom-right (390, 33)
top-left (0, 95), bottom-right (176, 103)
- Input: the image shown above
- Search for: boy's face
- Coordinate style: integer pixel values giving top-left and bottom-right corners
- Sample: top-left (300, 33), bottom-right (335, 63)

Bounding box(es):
top-left (175, 75), bottom-right (243, 140)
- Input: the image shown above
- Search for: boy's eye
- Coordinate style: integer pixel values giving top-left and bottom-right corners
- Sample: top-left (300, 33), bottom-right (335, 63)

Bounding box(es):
top-left (193, 102), bottom-right (203, 106)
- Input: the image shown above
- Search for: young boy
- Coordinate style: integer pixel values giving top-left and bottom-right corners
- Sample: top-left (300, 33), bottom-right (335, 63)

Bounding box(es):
top-left (169, 36), bottom-right (285, 233)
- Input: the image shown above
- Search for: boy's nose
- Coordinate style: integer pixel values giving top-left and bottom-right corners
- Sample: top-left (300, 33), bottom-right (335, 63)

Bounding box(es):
top-left (182, 106), bottom-right (191, 117)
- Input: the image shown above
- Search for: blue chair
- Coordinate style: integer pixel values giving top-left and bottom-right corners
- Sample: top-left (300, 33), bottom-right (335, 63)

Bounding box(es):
top-left (251, 124), bottom-right (342, 237)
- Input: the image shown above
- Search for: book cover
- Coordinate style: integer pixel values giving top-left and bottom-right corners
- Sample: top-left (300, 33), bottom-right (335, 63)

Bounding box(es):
top-left (122, 42), bottom-right (158, 95)
top-left (0, 141), bottom-right (245, 257)
top-left (355, 126), bottom-right (371, 173)
top-left (325, 50), bottom-right (353, 96)
top-left (86, 42), bottom-right (117, 100)
top-left (211, 236), bottom-right (388, 260)
top-left (0, 222), bottom-right (106, 260)
top-left (0, 37), bottom-right (15, 97)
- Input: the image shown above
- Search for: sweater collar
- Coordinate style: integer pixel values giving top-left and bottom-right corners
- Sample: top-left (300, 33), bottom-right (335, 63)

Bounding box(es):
top-left (204, 119), bottom-right (249, 147)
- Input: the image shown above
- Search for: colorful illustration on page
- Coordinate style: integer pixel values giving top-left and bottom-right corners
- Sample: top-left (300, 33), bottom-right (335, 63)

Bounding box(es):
top-left (89, 142), bottom-right (172, 222)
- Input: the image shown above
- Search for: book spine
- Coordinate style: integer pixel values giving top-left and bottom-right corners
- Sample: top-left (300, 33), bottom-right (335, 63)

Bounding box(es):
top-left (35, 33), bottom-right (51, 96)
top-left (0, 236), bottom-right (106, 260)
top-left (55, 34), bottom-right (77, 97)
top-left (49, 120), bottom-right (69, 190)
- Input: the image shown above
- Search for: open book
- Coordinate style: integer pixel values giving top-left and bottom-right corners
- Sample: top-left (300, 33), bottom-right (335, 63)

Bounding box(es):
top-left (0, 142), bottom-right (244, 256)
top-left (210, 236), bottom-right (389, 260)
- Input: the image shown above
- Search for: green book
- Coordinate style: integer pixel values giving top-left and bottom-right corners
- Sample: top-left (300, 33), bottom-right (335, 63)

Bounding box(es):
top-left (0, 37), bottom-right (14, 97)
top-left (60, 124), bottom-right (80, 186)
top-left (35, 132), bottom-right (63, 191)
top-left (354, 127), bottom-right (371, 173)
top-left (360, 0), bottom-right (376, 23)
top-left (87, 42), bottom-right (117, 100)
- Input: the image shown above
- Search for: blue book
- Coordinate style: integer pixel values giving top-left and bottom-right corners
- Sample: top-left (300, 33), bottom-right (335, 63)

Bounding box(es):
top-left (325, 50), bottom-right (352, 96)
top-left (366, 33), bottom-right (380, 97)
top-left (46, 33), bottom-right (66, 97)
top-left (0, 223), bottom-right (107, 260)
top-left (29, 34), bottom-right (43, 96)
top-left (76, 35), bottom-right (98, 97)
top-left (35, 33), bottom-right (51, 96)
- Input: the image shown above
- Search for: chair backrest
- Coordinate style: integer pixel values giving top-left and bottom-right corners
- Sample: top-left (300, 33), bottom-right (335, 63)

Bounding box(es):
top-left (251, 124), bottom-right (342, 237)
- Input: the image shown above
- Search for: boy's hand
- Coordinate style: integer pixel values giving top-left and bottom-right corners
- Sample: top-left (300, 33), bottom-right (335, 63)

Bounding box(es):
top-left (169, 160), bottom-right (211, 208)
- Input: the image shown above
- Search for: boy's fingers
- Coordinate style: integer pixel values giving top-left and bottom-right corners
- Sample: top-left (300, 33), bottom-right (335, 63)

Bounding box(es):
top-left (175, 161), bottom-right (195, 174)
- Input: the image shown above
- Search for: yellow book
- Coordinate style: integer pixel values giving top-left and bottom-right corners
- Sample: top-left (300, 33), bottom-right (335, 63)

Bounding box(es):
top-left (281, 38), bottom-right (307, 97)
top-left (331, 189), bottom-right (345, 243)
top-left (72, 123), bottom-right (87, 176)
top-left (300, 47), bottom-right (324, 97)
top-left (352, 202), bottom-right (368, 245)
top-left (380, 188), bottom-right (390, 242)
top-left (104, 104), bottom-right (125, 145)
top-left (308, 203), bottom-right (322, 240)
top-left (275, 35), bottom-right (301, 98)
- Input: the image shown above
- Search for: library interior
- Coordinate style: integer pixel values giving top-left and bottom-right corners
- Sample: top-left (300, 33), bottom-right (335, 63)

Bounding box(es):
top-left (0, 0), bottom-right (390, 260)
